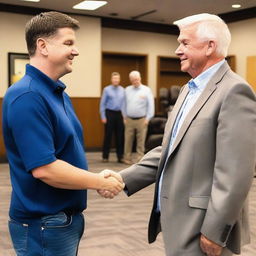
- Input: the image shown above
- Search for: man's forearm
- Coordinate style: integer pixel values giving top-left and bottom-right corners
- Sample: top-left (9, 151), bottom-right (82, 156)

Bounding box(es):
top-left (32, 160), bottom-right (123, 192)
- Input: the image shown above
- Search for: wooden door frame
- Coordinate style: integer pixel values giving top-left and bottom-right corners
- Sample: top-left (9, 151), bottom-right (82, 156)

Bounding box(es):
top-left (101, 51), bottom-right (148, 91)
top-left (156, 55), bottom-right (181, 101)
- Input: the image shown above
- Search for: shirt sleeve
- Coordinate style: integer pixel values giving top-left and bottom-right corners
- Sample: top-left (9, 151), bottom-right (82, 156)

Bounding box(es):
top-left (121, 89), bottom-right (127, 118)
top-left (8, 92), bottom-right (57, 172)
top-left (100, 88), bottom-right (107, 120)
top-left (146, 88), bottom-right (155, 120)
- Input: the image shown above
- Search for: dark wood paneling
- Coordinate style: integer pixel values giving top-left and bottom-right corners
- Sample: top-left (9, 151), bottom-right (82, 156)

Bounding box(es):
top-left (71, 98), bottom-right (104, 149)
top-left (0, 97), bottom-right (104, 161)
top-left (102, 52), bottom-right (148, 90)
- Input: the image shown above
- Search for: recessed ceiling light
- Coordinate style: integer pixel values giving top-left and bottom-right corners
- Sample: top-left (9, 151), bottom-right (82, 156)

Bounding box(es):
top-left (73, 1), bottom-right (107, 11)
top-left (20, 0), bottom-right (40, 2)
top-left (232, 4), bottom-right (241, 8)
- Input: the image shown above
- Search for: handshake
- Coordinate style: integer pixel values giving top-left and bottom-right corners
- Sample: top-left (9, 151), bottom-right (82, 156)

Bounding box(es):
top-left (98, 169), bottom-right (125, 199)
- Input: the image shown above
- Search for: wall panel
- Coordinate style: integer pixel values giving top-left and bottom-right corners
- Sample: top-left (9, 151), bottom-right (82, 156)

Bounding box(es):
top-left (0, 97), bottom-right (104, 161)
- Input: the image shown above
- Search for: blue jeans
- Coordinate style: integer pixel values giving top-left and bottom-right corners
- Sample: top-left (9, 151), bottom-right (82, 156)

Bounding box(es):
top-left (8, 211), bottom-right (85, 256)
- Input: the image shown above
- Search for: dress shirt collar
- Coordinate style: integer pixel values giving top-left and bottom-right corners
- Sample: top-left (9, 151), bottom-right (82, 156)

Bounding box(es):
top-left (132, 84), bottom-right (142, 89)
top-left (111, 85), bottom-right (120, 89)
top-left (188, 59), bottom-right (225, 93)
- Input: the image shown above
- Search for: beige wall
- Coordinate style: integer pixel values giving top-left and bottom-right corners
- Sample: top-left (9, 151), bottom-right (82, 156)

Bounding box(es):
top-left (62, 15), bottom-right (101, 97)
top-left (228, 18), bottom-right (256, 79)
top-left (0, 12), bottom-right (101, 98)
top-left (102, 28), bottom-right (178, 96)
top-left (0, 12), bottom-right (29, 97)
top-left (0, 11), bottom-right (256, 98)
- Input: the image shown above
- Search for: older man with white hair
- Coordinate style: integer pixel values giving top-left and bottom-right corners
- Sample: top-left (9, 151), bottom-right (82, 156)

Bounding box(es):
top-left (100, 13), bottom-right (256, 256)
top-left (122, 70), bottom-right (154, 164)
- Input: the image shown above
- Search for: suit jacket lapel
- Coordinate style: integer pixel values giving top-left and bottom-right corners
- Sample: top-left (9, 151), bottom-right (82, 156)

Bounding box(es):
top-left (153, 61), bottom-right (231, 207)
top-left (157, 86), bottom-right (189, 176)
top-left (168, 61), bottom-right (230, 157)
top-left (162, 86), bottom-right (189, 152)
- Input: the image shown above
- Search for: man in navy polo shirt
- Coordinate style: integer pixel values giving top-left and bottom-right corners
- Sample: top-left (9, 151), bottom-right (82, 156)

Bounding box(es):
top-left (2, 11), bottom-right (124, 256)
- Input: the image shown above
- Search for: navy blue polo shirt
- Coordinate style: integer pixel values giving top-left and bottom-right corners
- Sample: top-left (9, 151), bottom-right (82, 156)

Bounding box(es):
top-left (2, 64), bottom-right (88, 221)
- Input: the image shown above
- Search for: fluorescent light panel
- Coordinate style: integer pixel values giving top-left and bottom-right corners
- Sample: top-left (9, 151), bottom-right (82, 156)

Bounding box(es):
top-left (232, 4), bottom-right (241, 8)
top-left (20, 0), bottom-right (40, 2)
top-left (73, 1), bottom-right (107, 10)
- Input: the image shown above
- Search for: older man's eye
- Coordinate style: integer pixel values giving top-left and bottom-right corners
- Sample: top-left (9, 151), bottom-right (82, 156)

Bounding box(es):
top-left (65, 41), bottom-right (73, 46)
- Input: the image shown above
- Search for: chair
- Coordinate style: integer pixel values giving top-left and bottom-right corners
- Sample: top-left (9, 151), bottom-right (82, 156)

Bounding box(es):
top-left (145, 85), bottom-right (181, 152)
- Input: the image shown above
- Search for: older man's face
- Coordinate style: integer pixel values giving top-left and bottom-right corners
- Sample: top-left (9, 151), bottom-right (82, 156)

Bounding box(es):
top-left (175, 24), bottom-right (210, 78)
top-left (130, 75), bottom-right (141, 87)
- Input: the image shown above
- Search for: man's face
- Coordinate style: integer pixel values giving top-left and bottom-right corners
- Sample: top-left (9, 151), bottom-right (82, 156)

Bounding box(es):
top-left (175, 24), bottom-right (210, 78)
top-left (130, 75), bottom-right (141, 87)
top-left (111, 75), bottom-right (120, 86)
top-left (45, 27), bottom-right (79, 78)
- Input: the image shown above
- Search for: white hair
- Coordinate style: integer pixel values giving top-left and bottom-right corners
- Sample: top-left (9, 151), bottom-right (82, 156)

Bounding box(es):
top-left (129, 70), bottom-right (141, 78)
top-left (173, 13), bottom-right (231, 57)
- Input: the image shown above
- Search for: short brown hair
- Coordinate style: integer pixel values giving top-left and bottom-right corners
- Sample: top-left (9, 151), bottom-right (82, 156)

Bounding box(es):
top-left (111, 72), bottom-right (120, 77)
top-left (25, 11), bottom-right (80, 56)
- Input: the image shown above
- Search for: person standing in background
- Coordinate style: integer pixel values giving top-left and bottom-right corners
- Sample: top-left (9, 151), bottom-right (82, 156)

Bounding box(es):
top-left (122, 71), bottom-right (155, 165)
top-left (100, 72), bottom-right (125, 163)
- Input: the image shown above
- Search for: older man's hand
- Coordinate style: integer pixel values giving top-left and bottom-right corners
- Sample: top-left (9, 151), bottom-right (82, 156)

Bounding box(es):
top-left (200, 234), bottom-right (223, 256)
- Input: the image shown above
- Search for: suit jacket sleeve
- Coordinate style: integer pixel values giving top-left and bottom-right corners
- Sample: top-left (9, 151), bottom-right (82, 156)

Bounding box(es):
top-left (120, 146), bottom-right (162, 196)
top-left (201, 82), bottom-right (256, 246)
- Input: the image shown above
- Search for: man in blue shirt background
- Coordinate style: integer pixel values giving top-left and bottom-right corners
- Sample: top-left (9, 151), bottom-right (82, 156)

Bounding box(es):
top-left (100, 72), bottom-right (125, 163)
top-left (2, 11), bottom-right (123, 256)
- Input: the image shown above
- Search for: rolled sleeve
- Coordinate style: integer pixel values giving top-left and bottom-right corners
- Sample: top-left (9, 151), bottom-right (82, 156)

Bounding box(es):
top-left (8, 92), bottom-right (57, 172)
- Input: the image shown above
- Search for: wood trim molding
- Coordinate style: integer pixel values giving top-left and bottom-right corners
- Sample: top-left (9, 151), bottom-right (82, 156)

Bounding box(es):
top-left (0, 3), bottom-right (255, 35)
top-left (102, 51), bottom-right (148, 57)
top-left (219, 7), bottom-right (256, 23)
top-left (102, 17), bottom-right (179, 35)
top-left (0, 97), bottom-right (104, 161)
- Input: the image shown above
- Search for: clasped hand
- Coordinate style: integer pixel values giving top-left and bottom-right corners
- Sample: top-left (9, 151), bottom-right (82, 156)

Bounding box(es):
top-left (98, 169), bottom-right (124, 199)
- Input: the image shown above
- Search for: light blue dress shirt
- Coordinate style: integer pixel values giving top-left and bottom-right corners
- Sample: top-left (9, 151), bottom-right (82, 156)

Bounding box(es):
top-left (100, 85), bottom-right (125, 120)
top-left (157, 59), bottom-right (225, 211)
top-left (122, 84), bottom-right (155, 121)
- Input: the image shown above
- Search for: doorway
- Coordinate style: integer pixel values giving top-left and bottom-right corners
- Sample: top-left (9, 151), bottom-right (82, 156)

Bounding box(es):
top-left (102, 52), bottom-right (148, 90)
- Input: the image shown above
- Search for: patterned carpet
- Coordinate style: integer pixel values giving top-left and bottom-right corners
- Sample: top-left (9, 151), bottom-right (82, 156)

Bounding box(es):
top-left (0, 152), bottom-right (255, 256)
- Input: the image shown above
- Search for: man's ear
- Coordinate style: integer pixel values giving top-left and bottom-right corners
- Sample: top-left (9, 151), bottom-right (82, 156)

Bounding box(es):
top-left (36, 38), bottom-right (48, 56)
top-left (206, 40), bottom-right (217, 57)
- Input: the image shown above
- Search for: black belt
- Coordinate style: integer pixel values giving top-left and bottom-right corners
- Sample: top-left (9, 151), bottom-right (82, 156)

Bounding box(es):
top-left (106, 109), bottom-right (121, 113)
top-left (128, 116), bottom-right (145, 120)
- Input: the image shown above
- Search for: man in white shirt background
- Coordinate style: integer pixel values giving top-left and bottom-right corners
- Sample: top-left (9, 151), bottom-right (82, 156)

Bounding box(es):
top-left (122, 71), bottom-right (155, 164)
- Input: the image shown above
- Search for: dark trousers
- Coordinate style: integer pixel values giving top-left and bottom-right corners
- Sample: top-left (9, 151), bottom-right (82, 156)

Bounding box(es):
top-left (102, 109), bottom-right (124, 160)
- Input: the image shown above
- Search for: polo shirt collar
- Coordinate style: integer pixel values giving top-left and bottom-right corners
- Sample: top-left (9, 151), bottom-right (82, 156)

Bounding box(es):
top-left (26, 64), bottom-right (66, 93)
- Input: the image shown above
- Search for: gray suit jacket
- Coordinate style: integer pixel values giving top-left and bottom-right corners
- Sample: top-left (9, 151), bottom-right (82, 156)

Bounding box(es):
top-left (120, 62), bottom-right (256, 256)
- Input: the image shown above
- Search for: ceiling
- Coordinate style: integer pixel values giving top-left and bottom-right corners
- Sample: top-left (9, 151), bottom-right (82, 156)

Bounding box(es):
top-left (0, 0), bottom-right (255, 24)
